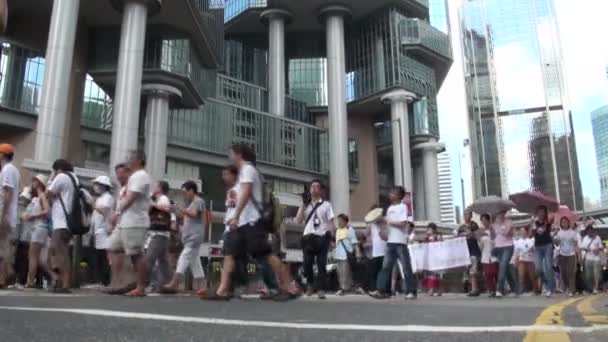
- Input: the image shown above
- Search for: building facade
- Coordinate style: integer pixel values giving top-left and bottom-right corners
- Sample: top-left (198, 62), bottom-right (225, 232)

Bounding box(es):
top-left (0, 0), bottom-right (452, 222)
top-left (437, 151), bottom-right (455, 223)
top-left (592, 105), bottom-right (608, 207)
top-left (460, 0), bottom-right (582, 210)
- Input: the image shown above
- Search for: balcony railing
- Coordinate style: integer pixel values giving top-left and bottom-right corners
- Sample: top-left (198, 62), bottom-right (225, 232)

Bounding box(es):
top-left (191, 0), bottom-right (225, 66)
top-left (400, 18), bottom-right (452, 60)
top-left (168, 99), bottom-right (327, 174)
top-left (216, 74), bottom-right (313, 124)
top-left (223, 0), bottom-right (267, 23)
top-left (0, 42), bottom-right (44, 115)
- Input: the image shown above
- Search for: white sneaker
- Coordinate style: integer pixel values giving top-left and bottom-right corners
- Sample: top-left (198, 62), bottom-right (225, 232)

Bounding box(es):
top-left (592, 290), bottom-right (599, 295)
top-left (545, 291), bottom-right (552, 298)
top-left (568, 292), bottom-right (574, 297)
top-left (495, 291), bottom-right (504, 298)
top-left (405, 293), bottom-right (416, 300)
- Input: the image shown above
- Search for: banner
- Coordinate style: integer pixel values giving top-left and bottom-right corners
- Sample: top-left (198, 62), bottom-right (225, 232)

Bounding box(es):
top-left (408, 237), bottom-right (471, 272)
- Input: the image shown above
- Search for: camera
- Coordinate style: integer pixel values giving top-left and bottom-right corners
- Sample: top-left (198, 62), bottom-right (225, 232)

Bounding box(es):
top-left (301, 191), bottom-right (311, 206)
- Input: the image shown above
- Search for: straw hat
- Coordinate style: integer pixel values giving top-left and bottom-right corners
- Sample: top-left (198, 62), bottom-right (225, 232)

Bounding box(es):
top-left (33, 174), bottom-right (48, 187)
top-left (364, 208), bottom-right (384, 223)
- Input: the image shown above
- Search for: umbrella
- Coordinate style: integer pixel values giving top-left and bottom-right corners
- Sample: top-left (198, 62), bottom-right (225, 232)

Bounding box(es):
top-left (553, 205), bottom-right (579, 224)
top-left (509, 191), bottom-right (559, 214)
top-left (469, 196), bottom-right (516, 215)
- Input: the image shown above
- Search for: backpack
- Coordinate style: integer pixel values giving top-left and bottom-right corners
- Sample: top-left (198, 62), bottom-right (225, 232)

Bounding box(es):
top-left (58, 173), bottom-right (93, 235)
top-left (251, 170), bottom-right (283, 233)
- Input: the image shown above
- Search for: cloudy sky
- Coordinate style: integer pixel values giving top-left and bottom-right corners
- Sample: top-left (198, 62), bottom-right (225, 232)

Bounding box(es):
top-left (438, 0), bottom-right (608, 210)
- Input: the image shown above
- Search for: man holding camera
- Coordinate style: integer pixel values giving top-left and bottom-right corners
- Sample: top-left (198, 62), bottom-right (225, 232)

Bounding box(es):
top-left (295, 180), bottom-right (335, 300)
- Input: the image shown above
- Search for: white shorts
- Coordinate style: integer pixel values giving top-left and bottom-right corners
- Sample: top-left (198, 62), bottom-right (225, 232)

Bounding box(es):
top-left (30, 227), bottom-right (49, 245)
top-left (110, 227), bottom-right (147, 256)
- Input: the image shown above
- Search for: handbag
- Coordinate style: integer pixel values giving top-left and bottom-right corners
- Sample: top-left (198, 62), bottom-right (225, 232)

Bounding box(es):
top-left (339, 238), bottom-right (357, 269)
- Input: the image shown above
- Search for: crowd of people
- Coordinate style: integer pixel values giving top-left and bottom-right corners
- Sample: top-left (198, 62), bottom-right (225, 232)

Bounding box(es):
top-left (0, 141), bottom-right (607, 301)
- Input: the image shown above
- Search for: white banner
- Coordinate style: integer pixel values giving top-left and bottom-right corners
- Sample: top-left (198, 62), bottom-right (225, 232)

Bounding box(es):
top-left (408, 237), bottom-right (471, 272)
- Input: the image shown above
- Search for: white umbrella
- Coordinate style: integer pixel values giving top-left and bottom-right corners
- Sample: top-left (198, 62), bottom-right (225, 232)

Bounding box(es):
top-left (469, 196), bottom-right (516, 215)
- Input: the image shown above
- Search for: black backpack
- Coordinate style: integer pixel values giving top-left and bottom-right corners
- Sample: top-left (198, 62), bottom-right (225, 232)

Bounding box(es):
top-left (58, 173), bottom-right (93, 235)
top-left (251, 170), bottom-right (282, 233)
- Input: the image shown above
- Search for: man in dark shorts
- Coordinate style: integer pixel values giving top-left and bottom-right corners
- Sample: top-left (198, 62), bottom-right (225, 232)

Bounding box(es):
top-left (458, 209), bottom-right (482, 296)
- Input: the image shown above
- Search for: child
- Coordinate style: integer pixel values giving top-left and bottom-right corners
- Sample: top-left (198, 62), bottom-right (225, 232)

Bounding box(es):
top-left (334, 214), bottom-right (360, 295)
top-left (423, 223), bottom-right (443, 296)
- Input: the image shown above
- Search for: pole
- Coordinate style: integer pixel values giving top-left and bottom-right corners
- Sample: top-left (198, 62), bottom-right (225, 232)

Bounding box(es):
top-left (71, 235), bottom-right (82, 288)
top-left (396, 118), bottom-right (405, 189)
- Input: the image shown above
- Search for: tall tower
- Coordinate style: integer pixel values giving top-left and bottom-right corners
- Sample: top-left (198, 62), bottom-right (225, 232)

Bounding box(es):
top-left (460, 0), bottom-right (582, 209)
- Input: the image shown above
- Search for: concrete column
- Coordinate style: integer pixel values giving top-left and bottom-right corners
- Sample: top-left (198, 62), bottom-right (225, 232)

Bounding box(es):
top-left (260, 9), bottom-right (292, 117)
top-left (321, 5), bottom-right (351, 215)
top-left (415, 139), bottom-right (445, 223)
top-left (109, 1), bottom-right (149, 169)
top-left (142, 84), bottom-right (181, 180)
top-left (413, 159), bottom-right (426, 221)
top-left (34, 0), bottom-right (80, 162)
top-left (381, 89), bottom-right (416, 193)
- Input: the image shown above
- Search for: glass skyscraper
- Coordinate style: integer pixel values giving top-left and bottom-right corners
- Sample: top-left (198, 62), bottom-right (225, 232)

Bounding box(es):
top-left (592, 105), bottom-right (608, 207)
top-left (460, 0), bottom-right (582, 210)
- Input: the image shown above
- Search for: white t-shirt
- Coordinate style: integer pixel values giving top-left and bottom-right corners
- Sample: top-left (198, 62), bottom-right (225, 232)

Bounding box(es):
top-left (92, 192), bottom-right (114, 250)
top-left (302, 200), bottom-right (335, 237)
top-left (556, 229), bottom-right (578, 257)
top-left (480, 234), bottom-right (495, 264)
top-left (370, 223), bottom-right (387, 257)
top-left (581, 235), bottom-right (603, 262)
top-left (386, 203), bottom-right (409, 244)
top-left (120, 169), bottom-right (151, 228)
top-left (48, 172), bottom-right (78, 230)
top-left (236, 163), bottom-right (263, 227)
top-left (0, 162), bottom-right (20, 228)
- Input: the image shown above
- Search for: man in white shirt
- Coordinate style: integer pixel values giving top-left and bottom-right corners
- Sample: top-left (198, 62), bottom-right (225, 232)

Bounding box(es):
top-left (111, 150), bottom-right (151, 297)
top-left (106, 163), bottom-right (132, 294)
top-left (0, 143), bottom-right (20, 287)
top-left (211, 143), bottom-right (292, 301)
top-left (581, 226), bottom-right (605, 293)
top-left (370, 186), bottom-right (417, 300)
top-left (296, 179), bottom-right (335, 299)
top-left (47, 159), bottom-right (78, 292)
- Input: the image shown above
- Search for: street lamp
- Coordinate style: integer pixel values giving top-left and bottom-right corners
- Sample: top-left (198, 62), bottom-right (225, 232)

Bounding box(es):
top-left (459, 138), bottom-right (470, 217)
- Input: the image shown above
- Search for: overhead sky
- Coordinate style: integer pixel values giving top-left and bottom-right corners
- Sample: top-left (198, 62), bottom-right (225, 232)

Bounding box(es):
top-left (438, 0), bottom-right (608, 210)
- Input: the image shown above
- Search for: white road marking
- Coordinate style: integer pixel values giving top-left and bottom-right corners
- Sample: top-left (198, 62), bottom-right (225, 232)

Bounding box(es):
top-left (0, 306), bottom-right (607, 333)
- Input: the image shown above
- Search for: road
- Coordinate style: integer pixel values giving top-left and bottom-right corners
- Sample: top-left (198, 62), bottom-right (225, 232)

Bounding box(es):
top-left (0, 290), bottom-right (607, 342)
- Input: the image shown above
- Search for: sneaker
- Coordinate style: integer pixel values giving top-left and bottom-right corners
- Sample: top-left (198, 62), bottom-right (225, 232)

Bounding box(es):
top-left (271, 290), bottom-right (293, 302)
top-left (545, 291), bottom-right (552, 298)
top-left (592, 290), bottom-right (599, 295)
top-left (260, 289), bottom-right (279, 300)
top-left (495, 291), bottom-right (504, 298)
top-left (306, 288), bottom-right (314, 297)
top-left (405, 293), bottom-right (416, 300)
top-left (568, 292), bottom-right (574, 297)
top-left (336, 289), bottom-right (345, 296)
top-left (489, 292), bottom-right (496, 298)
top-left (317, 291), bottom-right (326, 300)
top-left (467, 291), bottom-right (480, 297)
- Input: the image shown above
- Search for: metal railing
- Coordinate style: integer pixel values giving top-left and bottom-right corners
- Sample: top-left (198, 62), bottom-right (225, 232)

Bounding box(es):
top-left (223, 0), bottom-right (267, 23)
top-left (216, 74), bottom-right (314, 124)
top-left (191, 0), bottom-right (225, 67)
top-left (400, 18), bottom-right (452, 59)
top-left (0, 42), bottom-right (44, 115)
top-left (168, 99), bottom-right (327, 174)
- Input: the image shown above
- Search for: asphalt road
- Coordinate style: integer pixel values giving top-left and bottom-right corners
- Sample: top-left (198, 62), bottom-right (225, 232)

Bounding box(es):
top-left (0, 290), bottom-right (606, 342)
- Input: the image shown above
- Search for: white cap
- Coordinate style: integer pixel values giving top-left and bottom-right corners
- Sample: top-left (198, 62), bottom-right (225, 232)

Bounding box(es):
top-left (19, 186), bottom-right (32, 201)
top-left (93, 175), bottom-right (113, 188)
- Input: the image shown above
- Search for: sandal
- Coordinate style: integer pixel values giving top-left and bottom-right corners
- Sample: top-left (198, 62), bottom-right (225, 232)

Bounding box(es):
top-left (202, 293), bottom-right (231, 301)
top-left (125, 288), bottom-right (146, 297)
top-left (195, 289), bottom-right (208, 297)
top-left (159, 286), bottom-right (179, 295)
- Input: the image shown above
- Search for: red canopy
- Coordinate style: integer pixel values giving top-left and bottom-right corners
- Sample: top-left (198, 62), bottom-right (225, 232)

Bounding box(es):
top-left (509, 191), bottom-right (559, 214)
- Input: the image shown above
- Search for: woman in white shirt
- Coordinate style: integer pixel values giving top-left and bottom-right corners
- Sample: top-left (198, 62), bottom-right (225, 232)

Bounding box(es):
top-left (555, 217), bottom-right (578, 296)
top-left (513, 226), bottom-right (538, 294)
top-left (24, 175), bottom-right (50, 288)
top-left (91, 176), bottom-right (114, 286)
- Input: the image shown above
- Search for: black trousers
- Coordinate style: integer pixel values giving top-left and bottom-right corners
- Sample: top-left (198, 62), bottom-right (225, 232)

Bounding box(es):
top-left (14, 241), bottom-right (29, 285)
top-left (367, 256), bottom-right (385, 292)
top-left (92, 249), bottom-right (110, 286)
top-left (303, 243), bottom-right (329, 291)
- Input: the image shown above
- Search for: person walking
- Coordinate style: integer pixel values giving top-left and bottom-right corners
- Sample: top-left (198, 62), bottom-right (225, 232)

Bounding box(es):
top-left (371, 186), bottom-right (417, 300)
top-left (479, 214), bottom-right (498, 297)
top-left (105, 163), bottom-right (131, 294)
top-left (555, 217), bottom-right (578, 296)
top-left (90, 176), bottom-right (114, 287)
top-left (47, 159), bottom-right (79, 293)
top-left (25, 175), bottom-right (50, 288)
top-left (0, 144), bottom-right (20, 288)
top-left (581, 226), bottom-right (604, 294)
top-left (111, 151), bottom-right (151, 297)
top-left (513, 226), bottom-right (537, 294)
top-left (146, 181), bottom-right (172, 292)
top-left (459, 209), bottom-right (481, 296)
top-left (334, 214), bottom-right (360, 296)
top-left (532, 205), bottom-right (555, 297)
top-left (161, 181), bottom-right (207, 295)
top-left (296, 179), bottom-right (335, 300)
top-left (365, 206), bottom-right (387, 294)
top-left (423, 223), bottom-right (443, 296)
top-left (492, 211), bottom-right (517, 297)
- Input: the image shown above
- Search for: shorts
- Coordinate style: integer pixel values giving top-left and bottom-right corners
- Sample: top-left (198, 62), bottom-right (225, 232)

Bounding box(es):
top-left (224, 220), bottom-right (272, 259)
top-left (0, 236), bottom-right (9, 260)
top-left (30, 227), bottom-right (49, 245)
top-left (110, 227), bottom-right (147, 256)
top-left (468, 256), bottom-right (480, 275)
